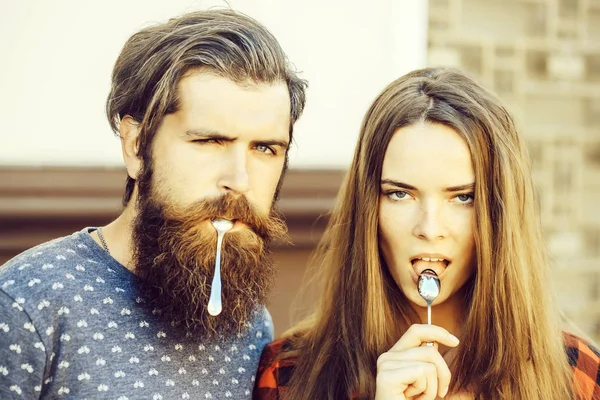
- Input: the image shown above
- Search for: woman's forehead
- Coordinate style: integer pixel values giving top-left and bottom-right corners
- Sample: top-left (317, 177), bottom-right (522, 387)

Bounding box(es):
top-left (380, 122), bottom-right (474, 187)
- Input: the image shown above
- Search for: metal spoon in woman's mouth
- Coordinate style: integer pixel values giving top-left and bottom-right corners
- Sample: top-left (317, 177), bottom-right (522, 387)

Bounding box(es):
top-left (207, 219), bottom-right (234, 316)
top-left (417, 268), bottom-right (441, 347)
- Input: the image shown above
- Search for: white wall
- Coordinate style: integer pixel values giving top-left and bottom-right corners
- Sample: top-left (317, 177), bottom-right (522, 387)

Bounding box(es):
top-left (0, 0), bottom-right (427, 169)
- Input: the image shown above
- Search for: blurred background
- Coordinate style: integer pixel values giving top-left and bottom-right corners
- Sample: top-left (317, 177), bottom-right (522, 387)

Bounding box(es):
top-left (0, 0), bottom-right (599, 343)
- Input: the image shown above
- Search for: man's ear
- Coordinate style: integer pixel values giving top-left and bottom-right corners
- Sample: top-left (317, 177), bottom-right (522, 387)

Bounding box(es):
top-left (120, 116), bottom-right (142, 179)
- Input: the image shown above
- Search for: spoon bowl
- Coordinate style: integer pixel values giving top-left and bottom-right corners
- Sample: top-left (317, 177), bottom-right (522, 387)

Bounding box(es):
top-left (211, 219), bottom-right (234, 233)
top-left (418, 270), bottom-right (440, 302)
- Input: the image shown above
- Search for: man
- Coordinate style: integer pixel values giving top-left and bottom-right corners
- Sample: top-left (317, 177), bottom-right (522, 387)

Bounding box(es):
top-left (0, 9), bottom-right (306, 399)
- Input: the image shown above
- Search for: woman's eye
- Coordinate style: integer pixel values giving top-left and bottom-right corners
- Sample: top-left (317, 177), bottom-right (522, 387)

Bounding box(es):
top-left (455, 193), bottom-right (474, 204)
top-left (388, 191), bottom-right (410, 201)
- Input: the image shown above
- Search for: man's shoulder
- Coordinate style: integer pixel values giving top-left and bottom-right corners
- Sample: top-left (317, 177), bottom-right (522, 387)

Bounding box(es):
top-left (1, 229), bottom-right (88, 269)
top-left (222, 307), bottom-right (275, 358)
top-left (0, 228), bottom-right (110, 302)
top-left (249, 306), bottom-right (274, 339)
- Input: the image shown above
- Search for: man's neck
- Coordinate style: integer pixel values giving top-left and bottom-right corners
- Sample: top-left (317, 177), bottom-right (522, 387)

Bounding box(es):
top-left (90, 203), bottom-right (137, 273)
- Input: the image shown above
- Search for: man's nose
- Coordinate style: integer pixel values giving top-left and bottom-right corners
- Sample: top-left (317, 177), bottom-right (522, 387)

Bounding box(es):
top-left (216, 147), bottom-right (250, 195)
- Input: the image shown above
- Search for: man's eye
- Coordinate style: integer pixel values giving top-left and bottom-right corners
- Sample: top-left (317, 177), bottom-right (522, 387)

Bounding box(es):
top-left (256, 144), bottom-right (275, 155)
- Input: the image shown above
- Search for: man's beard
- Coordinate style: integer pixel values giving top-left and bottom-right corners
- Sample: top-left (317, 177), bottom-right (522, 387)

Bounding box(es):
top-left (132, 167), bottom-right (288, 339)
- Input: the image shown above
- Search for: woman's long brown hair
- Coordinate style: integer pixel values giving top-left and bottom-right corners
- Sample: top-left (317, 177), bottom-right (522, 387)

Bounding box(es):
top-left (278, 68), bottom-right (572, 399)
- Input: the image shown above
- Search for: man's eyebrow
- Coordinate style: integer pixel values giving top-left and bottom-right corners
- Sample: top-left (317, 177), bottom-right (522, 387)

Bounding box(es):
top-left (380, 179), bottom-right (475, 192)
top-left (185, 129), bottom-right (234, 141)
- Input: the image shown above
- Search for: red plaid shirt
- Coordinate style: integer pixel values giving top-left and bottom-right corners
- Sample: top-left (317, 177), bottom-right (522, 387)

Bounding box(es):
top-left (253, 332), bottom-right (600, 399)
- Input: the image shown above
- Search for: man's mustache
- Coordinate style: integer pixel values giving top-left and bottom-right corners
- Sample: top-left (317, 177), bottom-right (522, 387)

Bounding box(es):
top-left (158, 193), bottom-right (288, 243)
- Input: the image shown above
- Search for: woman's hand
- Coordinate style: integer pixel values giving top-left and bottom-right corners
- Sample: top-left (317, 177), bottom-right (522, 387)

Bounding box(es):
top-left (374, 324), bottom-right (460, 400)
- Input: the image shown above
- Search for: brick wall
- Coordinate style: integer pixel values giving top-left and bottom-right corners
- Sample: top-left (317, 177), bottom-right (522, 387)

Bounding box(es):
top-left (427, 0), bottom-right (600, 342)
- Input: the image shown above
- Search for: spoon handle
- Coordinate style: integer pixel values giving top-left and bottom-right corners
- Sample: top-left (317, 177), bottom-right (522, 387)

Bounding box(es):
top-left (207, 234), bottom-right (224, 316)
top-left (425, 301), bottom-right (434, 347)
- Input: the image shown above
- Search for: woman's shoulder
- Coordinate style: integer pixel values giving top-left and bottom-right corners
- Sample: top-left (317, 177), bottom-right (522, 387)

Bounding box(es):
top-left (254, 338), bottom-right (299, 399)
top-left (563, 331), bottom-right (600, 398)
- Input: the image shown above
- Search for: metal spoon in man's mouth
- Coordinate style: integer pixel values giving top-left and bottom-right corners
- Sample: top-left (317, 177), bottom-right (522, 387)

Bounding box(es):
top-left (207, 219), bottom-right (234, 316)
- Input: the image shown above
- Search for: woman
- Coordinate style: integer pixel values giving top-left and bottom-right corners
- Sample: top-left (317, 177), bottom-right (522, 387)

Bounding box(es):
top-left (253, 68), bottom-right (600, 399)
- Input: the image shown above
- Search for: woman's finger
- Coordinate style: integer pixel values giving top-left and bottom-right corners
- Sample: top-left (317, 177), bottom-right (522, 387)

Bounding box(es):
top-left (389, 324), bottom-right (460, 352)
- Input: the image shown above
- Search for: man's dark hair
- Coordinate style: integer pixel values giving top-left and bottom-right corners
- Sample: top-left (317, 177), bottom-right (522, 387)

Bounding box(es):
top-left (106, 9), bottom-right (307, 205)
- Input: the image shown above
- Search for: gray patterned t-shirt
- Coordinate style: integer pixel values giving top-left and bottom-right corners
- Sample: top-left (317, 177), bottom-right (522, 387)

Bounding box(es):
top-left (0, 228), bottom-right (273, 399)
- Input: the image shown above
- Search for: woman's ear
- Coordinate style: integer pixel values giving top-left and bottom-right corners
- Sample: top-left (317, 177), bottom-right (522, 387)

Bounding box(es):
top-left (120, 116), bottom-right (142, 179)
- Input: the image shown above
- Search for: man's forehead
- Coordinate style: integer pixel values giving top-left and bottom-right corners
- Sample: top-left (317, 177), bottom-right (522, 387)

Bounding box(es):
top-left (170, 75), bottom-right (290, 137)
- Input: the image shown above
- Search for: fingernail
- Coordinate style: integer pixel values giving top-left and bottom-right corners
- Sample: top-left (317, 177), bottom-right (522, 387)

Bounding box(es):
top-left (449, 333), bottom-right (460, 344)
